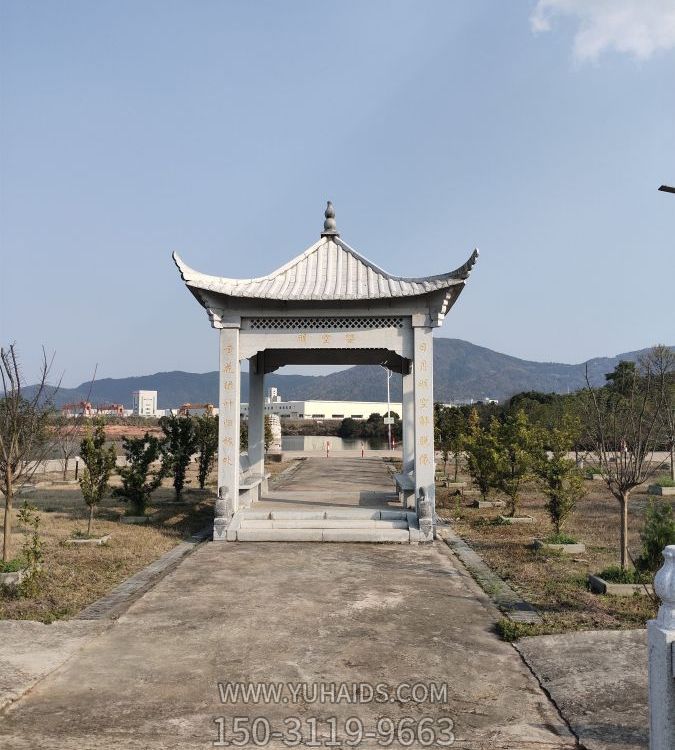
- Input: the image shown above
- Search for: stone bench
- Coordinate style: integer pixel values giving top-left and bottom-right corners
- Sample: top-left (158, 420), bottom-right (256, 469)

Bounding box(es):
top-left (238, 453), bottom-right (271, 507)
top-left (393, 472), bottom-right (415, 509)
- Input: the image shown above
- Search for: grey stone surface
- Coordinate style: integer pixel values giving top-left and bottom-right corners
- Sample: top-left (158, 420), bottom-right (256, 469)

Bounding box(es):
top-left (0, 542), bottom-right (573, 749)
top-left (320, 528), bottom-right (410, 543)
top-left (588, 574), bottom-right (653, 597)
top-left (648, 485), bottom-right (675, 496)
top-left (236, 528), bottom-right (323, 542)
top-left (515, 629), bottom-right (648, 750)
top-left (76, 527), bottom-right (210, 619)
top-left (498, 515), bottom-right (535, 524)
top-left (533, 539), bottom-right (586, 554)
top-left (0, 620), bottom-right (107, 711)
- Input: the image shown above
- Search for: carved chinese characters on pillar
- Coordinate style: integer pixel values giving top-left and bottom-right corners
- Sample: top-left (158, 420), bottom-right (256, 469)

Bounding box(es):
top-left (219, 333), bottom-right (238, 475)
top-left (416, 337), bottom-right (433, 468)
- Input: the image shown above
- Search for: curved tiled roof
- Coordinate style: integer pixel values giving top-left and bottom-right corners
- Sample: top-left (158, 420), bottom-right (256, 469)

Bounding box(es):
top-left (173, 237), bottom-right (478, 302)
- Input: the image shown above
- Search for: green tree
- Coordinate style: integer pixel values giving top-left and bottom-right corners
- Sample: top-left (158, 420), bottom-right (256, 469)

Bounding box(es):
top-left (637, 502), bottom-right (675, 573)
top-left (194, 414), bottom-right (218, 489)
top-left (434, 405), bottom-right (466, 480)
top-left (337, 417), bottom-right (360, 439)
top-left (159, 415), bottom-right (197, 500)
top-left (605, 360), bottom-right (637, 397)
top-left (533, 421), bottom-right (585, 535)
top-left (494, 410), bottom-right (537, 517)
top-left (264, 415), bottom-right (274, 451)
top-left (114, 433), bottom-right (168, 516)
top-left (78, 418), bottom-right (117, 535)
top-left (463, 409), bottom-right (499, 500)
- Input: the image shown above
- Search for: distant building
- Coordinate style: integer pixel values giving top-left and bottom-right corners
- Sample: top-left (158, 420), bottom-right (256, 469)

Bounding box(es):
top-left (132, 390), bottom-right (158, 417)
top-left (241, 388), bottom-right (401, 421)
top-left (61, 401), bottom-right (124, 418)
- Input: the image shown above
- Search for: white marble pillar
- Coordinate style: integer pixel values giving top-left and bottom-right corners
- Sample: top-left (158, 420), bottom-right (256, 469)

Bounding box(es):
top-left (649, 545), bottom-right (675, 750)
top-left (402, 366), bottom-right (415, 475)
top-left (412, 317), bottom-right (435, 523)
top-left (218, 325), bottom-right (241, 512)
top-left (248, 354), bottom-right (265, 497)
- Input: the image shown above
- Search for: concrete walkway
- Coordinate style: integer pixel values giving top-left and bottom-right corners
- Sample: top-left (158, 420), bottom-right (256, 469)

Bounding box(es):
top-left (0, 542), bottom-right (574, 749)
top-left (0, 458), bottom-right (575, 749)
top-left (256, 456), bottom-right (401, 512)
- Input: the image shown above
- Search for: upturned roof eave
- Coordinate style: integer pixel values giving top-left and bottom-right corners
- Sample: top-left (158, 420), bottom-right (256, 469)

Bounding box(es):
top-left (172, 243), bottom-right (478, 303)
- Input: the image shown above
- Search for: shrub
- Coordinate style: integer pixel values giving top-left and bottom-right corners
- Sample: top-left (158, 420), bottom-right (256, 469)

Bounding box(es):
top-left (654, 476), bottom-right (675, 488)
top-left (114, 433), bottom-right (169, 515)
top-left (636, 501), bottom-right (675, 573)
top-left (79, 418), bottom-right (117, 535)
top-left (159, 415), bottom-right (197, 500)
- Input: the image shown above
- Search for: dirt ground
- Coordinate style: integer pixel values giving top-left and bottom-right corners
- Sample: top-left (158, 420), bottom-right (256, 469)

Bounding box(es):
top-left (436, 460), bottom-right (673, 635)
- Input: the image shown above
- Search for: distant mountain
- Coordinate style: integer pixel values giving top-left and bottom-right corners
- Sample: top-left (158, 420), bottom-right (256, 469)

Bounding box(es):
top-left (34, 339), bottom-right (671, 409)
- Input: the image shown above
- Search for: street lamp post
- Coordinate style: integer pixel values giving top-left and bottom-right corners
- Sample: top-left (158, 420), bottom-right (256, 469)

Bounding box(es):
top-left (380, 364), bottom-right (393, 451)
top-left (658, 185), bottom-right (675, 193)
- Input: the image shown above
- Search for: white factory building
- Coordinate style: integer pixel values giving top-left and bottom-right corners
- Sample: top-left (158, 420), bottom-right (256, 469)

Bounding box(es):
top-left (240, 387), bottom-right (401, 421)
top-left (132, 390), bottom-right (158, 417)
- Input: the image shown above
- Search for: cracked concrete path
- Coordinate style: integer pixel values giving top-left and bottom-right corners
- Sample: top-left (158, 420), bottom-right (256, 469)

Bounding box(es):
top-left (0, 539), bottom-right (574, 749)
top-left (516, 629), bottom-right (648, 750)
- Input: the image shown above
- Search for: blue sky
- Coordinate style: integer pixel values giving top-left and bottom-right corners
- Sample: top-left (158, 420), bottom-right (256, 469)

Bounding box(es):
top-left (1, 1), bottom-right (674, 386)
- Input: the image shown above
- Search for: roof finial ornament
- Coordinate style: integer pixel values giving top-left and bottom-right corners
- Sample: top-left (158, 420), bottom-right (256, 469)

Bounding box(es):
top-left (321, 200), bottom-right (339, 238)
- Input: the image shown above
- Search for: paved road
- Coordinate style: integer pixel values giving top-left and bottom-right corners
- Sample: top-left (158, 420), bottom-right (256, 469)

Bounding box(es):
top-left (0, 457), bottom-right (575, 749)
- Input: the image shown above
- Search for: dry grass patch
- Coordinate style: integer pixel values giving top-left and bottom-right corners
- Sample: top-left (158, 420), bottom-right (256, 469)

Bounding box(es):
top-left (1, 464), bottom-right (214, 623)
top-left (437, 466), bottom-right (673, 635)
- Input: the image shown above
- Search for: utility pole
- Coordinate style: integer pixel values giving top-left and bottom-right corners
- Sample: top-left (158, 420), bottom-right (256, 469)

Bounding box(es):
top-left (380, 364), bottom-right (393, 451)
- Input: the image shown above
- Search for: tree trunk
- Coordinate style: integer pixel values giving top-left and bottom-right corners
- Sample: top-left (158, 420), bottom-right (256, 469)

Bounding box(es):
top-left (63, 456), bottom-right (69, 481)
top-left (87, 504), bottom-right (95, 536)
top-left (620, 492), bottom-right (629, 571)
top-left (454, 453), bottom-right (459, 482)
top-left (671, 444), bottom-right (674, 482)
top-left (3, 470), bottom-right (13, 562)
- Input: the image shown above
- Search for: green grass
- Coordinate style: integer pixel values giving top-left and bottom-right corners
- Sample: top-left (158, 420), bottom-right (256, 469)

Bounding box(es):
top-left (543, 532), bottom-right (578, 544)
top-left (598, 565), bottom-right (651, 584)
top-left (0, 558), bottom-right (26, 573)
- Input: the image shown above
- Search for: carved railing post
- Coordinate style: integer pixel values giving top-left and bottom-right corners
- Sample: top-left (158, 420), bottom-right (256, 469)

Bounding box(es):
top-left (417, 488), bottom-right (434, 544)
top-left (213, 489), bottom-right (232, 542)
top-left (649, 545), bottom-right (675, 750)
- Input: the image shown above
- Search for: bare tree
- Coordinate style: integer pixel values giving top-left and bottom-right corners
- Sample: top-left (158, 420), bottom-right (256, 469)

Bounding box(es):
top-left (52, 367), bottom-right (97, 480)
top-left (584, 350), bottom-right (670, 570)
top-left (53, 414), bottom-right (82, 480)
top-left (642, 345), bottom-right (675, 481)
top-left (0, 345), bottom-right (59, 562)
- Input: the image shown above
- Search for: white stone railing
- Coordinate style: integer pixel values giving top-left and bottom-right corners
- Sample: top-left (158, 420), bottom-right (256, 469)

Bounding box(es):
top-left (649, 544), bottom-right (675, 750)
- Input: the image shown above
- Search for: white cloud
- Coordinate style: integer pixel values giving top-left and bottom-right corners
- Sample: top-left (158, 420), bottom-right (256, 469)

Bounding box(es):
top-left (530, 0), bottom-right (675, 62)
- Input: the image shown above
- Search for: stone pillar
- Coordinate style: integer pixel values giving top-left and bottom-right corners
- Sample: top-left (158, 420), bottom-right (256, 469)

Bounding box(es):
top-left (402, 365), bottom-right (415, 476)
top-left (412, 316), bottom-right (435, 533)
top-left (248, 354), bottom-right (265, 498)
top-left (217, 325), bottom-right (241, 514)
top-left (648, 544), bottom-right (675, 750)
